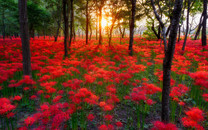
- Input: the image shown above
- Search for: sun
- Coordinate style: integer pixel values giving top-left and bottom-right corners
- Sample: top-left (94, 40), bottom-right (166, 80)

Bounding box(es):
top-left (101, 18), bottom-right (108, 28)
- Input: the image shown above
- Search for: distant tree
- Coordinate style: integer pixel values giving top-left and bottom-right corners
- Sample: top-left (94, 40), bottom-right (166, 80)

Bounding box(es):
top-left (86, 0), bottom-right (89, 44)
top-left (69, 0), bottom-right (74, 47)
top-left (18, 0), bottom-right (32, 76)
top-left (97, 0), bottom-right (106, 45)
top-left (27, 2), bottom-right (50, 38)
top-left (0, 0), bottom-right (19, 39)
top-left (202, 0), bottom-right (207, 46)
top-left (63, 0), bottom-right (69, 58)
top-left (129, 0), bottom-right (136, 56)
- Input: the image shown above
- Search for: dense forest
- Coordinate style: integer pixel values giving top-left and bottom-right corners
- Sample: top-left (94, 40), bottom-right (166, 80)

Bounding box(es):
top-left (0, 0), bottom-right (207, 129)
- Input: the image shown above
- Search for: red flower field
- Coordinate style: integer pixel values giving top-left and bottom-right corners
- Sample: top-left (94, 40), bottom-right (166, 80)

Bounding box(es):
top-left (0, 37), bottom-right (207, 130)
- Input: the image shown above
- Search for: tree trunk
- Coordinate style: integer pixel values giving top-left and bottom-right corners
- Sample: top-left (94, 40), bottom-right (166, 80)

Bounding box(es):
top-left (166, 25), bottom-right (171, 36)
top-left (69, 0), bottom-right (73, 48)
top-left (202, 0), bottom-right (207, 46)
top-left (86, 0), bottom-right (89, 44)
top-left (63, 0), bottom-right (68, 58)
top-left (2, 7), bottom-right (6, 40)
top-left (151, 0), bottom-right (167, 51)
top-left (129, 0), bottom-right (136, 56)
top-left (178, 25), bottom-right (181, 42)
top-left (108, 19), bottom-right (116, 46)
top-left (162, 0), bottom-right (183, 122)
top-left (122, 28), bottom-right (125, 38)
top-left (18, 0), bottom-right (32, 76)
top-left (72, 6), bottom-right (76, 41)
top-left (54, 18), bottom-right (61, 42)
top-left (194, 13), bottom-right (203, 40)
top-left (96, 0), bottom-right (98, 40)
top-left (182, 0), bottom-right (190, 51)
top-left (158, 25), bottom-right (161, 39)
top-left (151, 22), bottom-right (160, 39)
top-left (89, 21), bottom-right (92, 40)
top-left (99, 6), bottom-right (103, 45)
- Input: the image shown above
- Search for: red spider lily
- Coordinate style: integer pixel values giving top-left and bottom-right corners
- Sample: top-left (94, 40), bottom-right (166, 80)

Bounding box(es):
top-left (87, 114), bottom-right (95, 121)
top-left (115, 121), bottom-right (123, 127)
top-left (107, 124), bottom-right (114, 130)
top-left (182, 107), bottom-right (204, 130)
top-left (98, 124), bottom-right (108, 130)
top-left (202, 93), bottom-right (208, 102)
top-left (151, 121), bottom-right (178, 130)
top-left (0, 98), bottom-right (16, 117)
top-left (104, 114), bottom-right (113, 121)
top-left (189, 71), bottom-right (208, 89)
top-left (52, 95), bottom-right (62, 103)
top-left (30, 95), bottom-right (37, 100)
top-left (170, 84), bottom-right (189, 104)
top-left (13, 95), bottom-right (22, 101)
top-left (24, 116), bottom-right (36, 126)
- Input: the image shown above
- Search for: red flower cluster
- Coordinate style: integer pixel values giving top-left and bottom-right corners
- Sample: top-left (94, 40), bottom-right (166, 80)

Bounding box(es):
top-left (182, 107), bottom-right (204, 130)
top-left (151, 121), bottom-right (178, 130)
top-left (0, 98), bottom-right (16, 118)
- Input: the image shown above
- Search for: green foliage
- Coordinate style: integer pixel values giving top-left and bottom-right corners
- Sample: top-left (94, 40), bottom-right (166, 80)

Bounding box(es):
top-left (143, 20), bottom-right (158, 40)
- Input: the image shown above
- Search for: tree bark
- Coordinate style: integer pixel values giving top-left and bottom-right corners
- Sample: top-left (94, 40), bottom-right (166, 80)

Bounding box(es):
top-left (69, 0), bottom-right (73, 48)
top-left (18, 0), bottom-right (32, 76)
top-left (54, 18), bottom-right (61, 42)
top-left (194, 13), bottom-right (203, 40)
top-left (96, 0), bottom-right (98, 40)
top-left (99, 5), bottom-right (103, 45)
top-left (166, 25), bottom-right (171, 36)
top-left (86, 0), bottom-right (89, 44)
top-left (151, 0), bottom-right (167, 52)
top-left (72, 5), bottom-right (76, 41)
top-left (89, 21), bottom-right (92, 40)
top-left (202, 0), bottom-right (207, 46)
top-left (63, 0), bottom-right (68, 58)
top-left (182, 0), bottom-right (190, 51)
top-left (162, 0), bottom-right (183, 122)
top-left (129, 0), bottom-right (136, 56)
top-left (151, 22), bottom-right (160, 39)
top-left (108, 17), bottom-right (117, 46)
top-left (178, 25), bottom-right (181, 42)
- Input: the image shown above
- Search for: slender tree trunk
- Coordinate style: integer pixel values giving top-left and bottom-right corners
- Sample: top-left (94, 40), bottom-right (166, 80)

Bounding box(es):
top-left (158, 25), bottom-right (161, 39)
top-left (96, 0), bottom-right (98, 40)
top-left (89, 21), bottom-right (92, 40)
top-left (43, 22), bottom-right (45, 39)
top-left (202, 0), bottom-right (207, 46)
top-left (151, 0), bottom-right (167, 51)
top-left (86, 0), bottom-right (89, 44)
top-left (129, 0), bottom-right (136, 56)
top-left (72, 5), bottom-right (75, 41)
top-left (18, 0), bottom-right (32, 76)
top-left (182, 0), bottom-right (190, 51)
top-left (108, 19), bottom-right (116, 46)
top-left (194, 13), bottom-right (203, 40)
top-left (178, 25), bottom-right (181, 42)
top-left (63, 0), bottom-right (68, 58)
top-left (122, 28), bottom-right (125, 38)
top-left (99, 6), bottom-right (103, 45)
top-left (152, 22), bottom-right (160, 39)
top-left (69, 0), bottom-right (73, 48)
top-left (166, 25), bottom-right (171, 36)
top-left (2, 7), bottom-right (6, 40)
top-left (54, 18), bottom-right (61, 42)
top-left (162, 0), bottom-right (183, 122)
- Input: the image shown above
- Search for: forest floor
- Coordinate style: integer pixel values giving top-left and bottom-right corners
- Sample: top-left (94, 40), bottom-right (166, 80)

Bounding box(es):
top-left (0, 37), bottom-right (207, 130)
